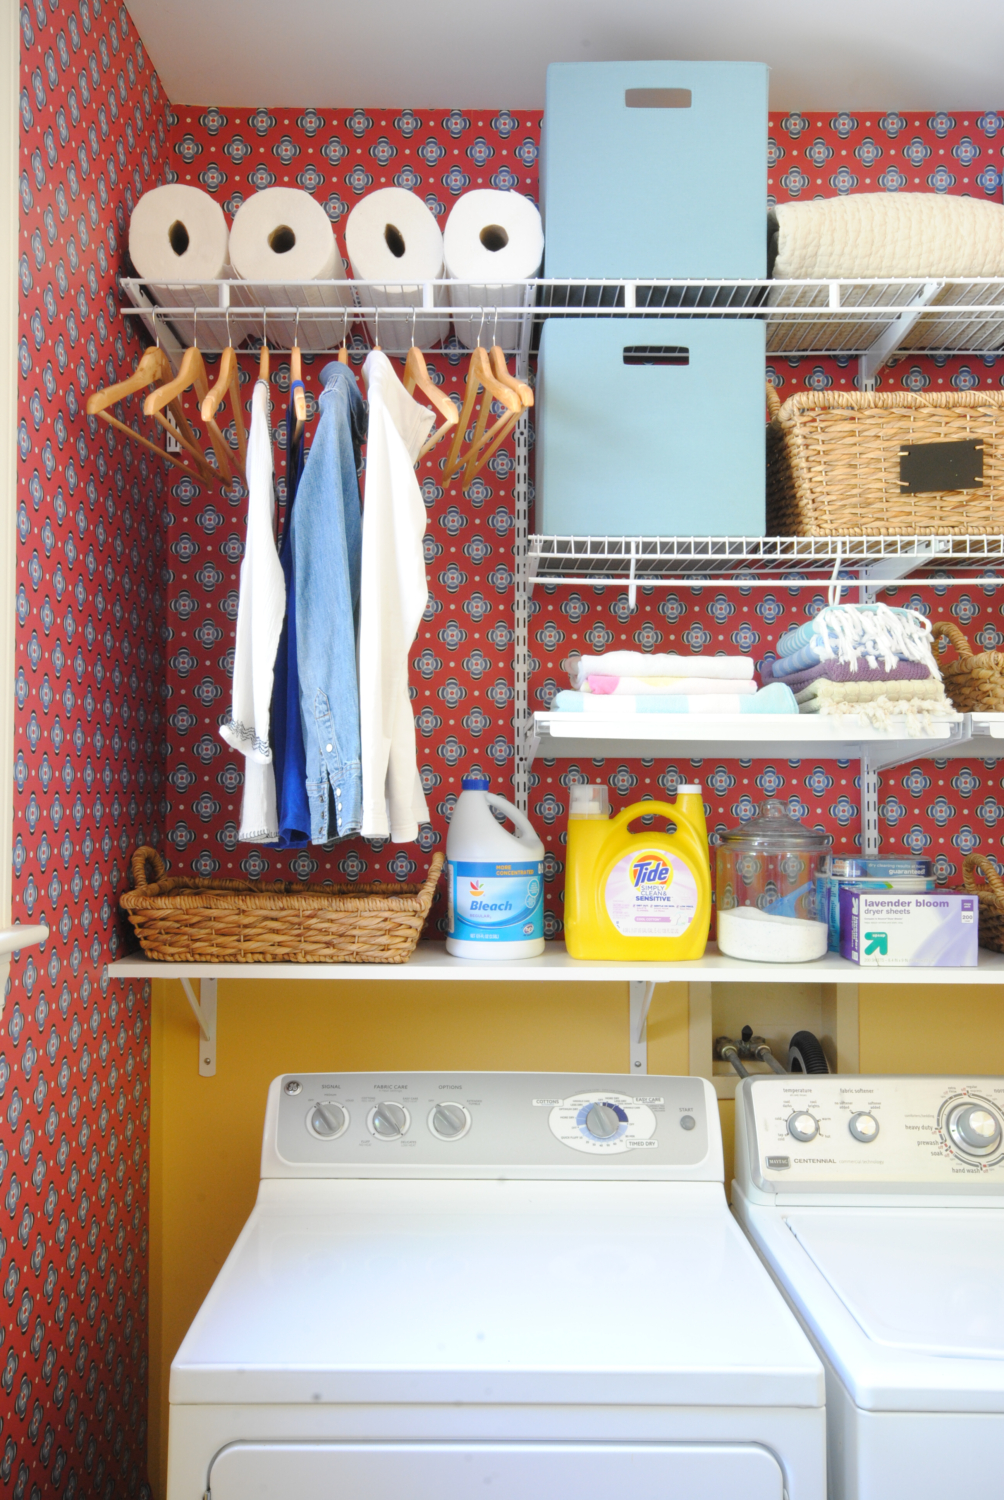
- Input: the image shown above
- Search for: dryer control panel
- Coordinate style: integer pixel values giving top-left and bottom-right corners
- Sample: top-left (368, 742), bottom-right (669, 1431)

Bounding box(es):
top-left (263, 1072), bottom-right (723, 1181)
top-left (738, 1075), bottom-right (1004, 1196)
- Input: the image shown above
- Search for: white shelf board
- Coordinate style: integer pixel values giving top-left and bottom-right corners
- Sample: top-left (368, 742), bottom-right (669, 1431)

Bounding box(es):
top-left (530, 711), bottom-right (967, 765)
top-left (108, 941), bottom-right (1004, 986)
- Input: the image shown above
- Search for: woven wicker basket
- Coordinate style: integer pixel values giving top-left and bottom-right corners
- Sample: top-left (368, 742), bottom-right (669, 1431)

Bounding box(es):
top-left (932, 621), bottom-right (1004, 712)
top-left (766, 384), bottom-right (1004, 536)
top-left (962, 854), bottom-right (1004, 954)
top-left (120, 847), bottom-right (443, 964)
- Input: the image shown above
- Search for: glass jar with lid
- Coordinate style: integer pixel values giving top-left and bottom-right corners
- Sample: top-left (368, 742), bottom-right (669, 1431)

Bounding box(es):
top-left (715, 800), bottom-right (831, 963)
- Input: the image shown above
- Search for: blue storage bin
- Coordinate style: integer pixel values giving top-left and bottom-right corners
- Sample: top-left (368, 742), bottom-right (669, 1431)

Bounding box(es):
top-left (542, 61), bottom-right (768, 280)
top-left (535, 318), bottom-right (765, 537)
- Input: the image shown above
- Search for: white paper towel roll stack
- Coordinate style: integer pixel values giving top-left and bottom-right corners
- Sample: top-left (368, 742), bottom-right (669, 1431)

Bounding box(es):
top-left (345, 187), bottom-right (450, 350)
top-left (444, 190), bottom-right (543, 348)
top-left (129, 184), bottom-right (233, 344)
top-left (229, 187), bottom-right (352, 348)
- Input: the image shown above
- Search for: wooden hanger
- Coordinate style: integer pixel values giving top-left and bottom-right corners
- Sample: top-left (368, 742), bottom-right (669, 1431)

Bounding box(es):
top-left (403, 345), bottom-right (458, 461)
top-left (200, 345), bottom-right (248, 485)
top-left (144, 343), bottom-right (235, 484)
top-left (443, 344), bottom-right (520, 486)
top-left (458, 344), bottom-right (533, 485)
top-left (87, 345), bottom-right (216, 484)
top-left (289, 339), bottom-right (307, 445)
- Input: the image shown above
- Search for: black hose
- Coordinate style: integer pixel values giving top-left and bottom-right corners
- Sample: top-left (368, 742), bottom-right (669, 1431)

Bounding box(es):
top-left (788, 1030), bottom-right (830, 1074)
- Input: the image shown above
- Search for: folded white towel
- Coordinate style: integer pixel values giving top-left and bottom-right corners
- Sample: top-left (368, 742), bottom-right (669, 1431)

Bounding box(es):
top-left (563, 652), bottom-right (754, 689)
top-left (771, 193), bottom-right (1004, 281)
top-left (583, 675), bottom-right (758, 697)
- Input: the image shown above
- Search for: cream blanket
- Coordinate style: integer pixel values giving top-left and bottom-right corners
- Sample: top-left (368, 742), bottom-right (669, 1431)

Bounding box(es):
top-left (771, 193), bottom-right (1004, 280)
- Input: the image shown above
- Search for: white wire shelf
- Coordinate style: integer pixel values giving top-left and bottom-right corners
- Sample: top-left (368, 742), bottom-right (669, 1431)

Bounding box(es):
top-left (529, 710), bottom-right (984, 768)
top-left (529, 534), bottom-right (1004, 600)
top-left (119, 276), bottom-right (1004, 366)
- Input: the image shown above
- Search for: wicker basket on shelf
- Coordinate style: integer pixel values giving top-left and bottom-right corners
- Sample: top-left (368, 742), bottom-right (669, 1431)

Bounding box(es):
top-left (932, 621), bottom-right (1004, 712)
top-left (120, 846), bottom-right (443, 964)
top-left (962, 854), bottom-right (1004, 954)
top-left (765, 384), bottom-right (1004, 536)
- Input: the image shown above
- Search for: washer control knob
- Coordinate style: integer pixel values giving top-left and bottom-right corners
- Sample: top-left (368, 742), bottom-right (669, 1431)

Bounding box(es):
top-left (948, 1103), bottom-right (1002, 1154)
top-left (787, 1111), bottom-right (819, 1143)
top-left (585, 1103), bottom-right (623, 1139)
top-left (849, 1112), bottom-right (879, 1143)
top-left (308, 1102), bottom-right (347, 1139)
top-left (429, 1103), bottom-right (471, 1140)
top-left (369, 1102), bottom-right (409, 1140)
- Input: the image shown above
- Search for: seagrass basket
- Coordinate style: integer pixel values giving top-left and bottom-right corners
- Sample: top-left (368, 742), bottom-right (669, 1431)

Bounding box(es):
top-left (766, 384), bottom-right (1004, 536)
top-left (120, 847), bottom-right (443, 963)
top-left (932, 621), bottom-right (1004, 712)
top-left (962, 854), bottom-right (1004, 954)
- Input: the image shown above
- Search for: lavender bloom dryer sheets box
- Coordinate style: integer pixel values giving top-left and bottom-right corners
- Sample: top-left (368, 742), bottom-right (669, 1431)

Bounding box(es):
top-left (839, 888), bottom-right (978, 967)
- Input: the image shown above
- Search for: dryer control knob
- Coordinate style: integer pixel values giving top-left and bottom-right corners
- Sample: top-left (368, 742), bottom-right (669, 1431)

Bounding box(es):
top-left (308, 1102), bottom-right (347, 1139)
top-left (585, 1103), bottom-right (623, 1139)
top-left (849, 1112), bottom-right (879, 1142)
top-left (948, 1103), bottom-right (1002, 1155)
top-left (368, 1102), bottom-right (409, 1140)
top-left (429, 1103), bottom-right (471, 1140)
top-left (787, 1111), bottom-right (819, 1143)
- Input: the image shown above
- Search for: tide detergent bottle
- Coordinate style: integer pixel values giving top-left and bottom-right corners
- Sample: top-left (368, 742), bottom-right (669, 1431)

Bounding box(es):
top-left (446, 775), bottom-right (545, 958)
top-left (564, 784), bottom-right (711, 960)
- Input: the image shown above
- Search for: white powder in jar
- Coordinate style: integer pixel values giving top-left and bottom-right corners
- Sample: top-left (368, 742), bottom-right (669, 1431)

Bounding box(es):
top-left (717, 905), bottom-right (828, 963)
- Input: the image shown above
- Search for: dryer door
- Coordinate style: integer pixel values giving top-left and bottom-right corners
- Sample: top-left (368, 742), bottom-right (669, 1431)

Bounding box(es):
top-left (208, 1440), bottom-right (785, 1499)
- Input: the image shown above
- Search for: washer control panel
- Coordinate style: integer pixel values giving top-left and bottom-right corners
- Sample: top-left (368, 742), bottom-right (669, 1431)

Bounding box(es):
top-left (741, 1075), bottom-right (1004, 1194)
top-left (269, 1072), bottom-right (716, 1179)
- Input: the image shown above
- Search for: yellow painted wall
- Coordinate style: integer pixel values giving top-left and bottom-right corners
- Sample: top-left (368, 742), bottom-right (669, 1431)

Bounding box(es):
top-left (147, 975), bottom-right (1004, 1499)
top-left (148, 976), bottom-right (690, 1498)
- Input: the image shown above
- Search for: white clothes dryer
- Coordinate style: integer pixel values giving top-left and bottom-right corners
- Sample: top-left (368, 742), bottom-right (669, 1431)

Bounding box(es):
top-left (167, 1072), bottom-right (825, 1500)
top-left (733, 1074), bottom-right (1004, 1500)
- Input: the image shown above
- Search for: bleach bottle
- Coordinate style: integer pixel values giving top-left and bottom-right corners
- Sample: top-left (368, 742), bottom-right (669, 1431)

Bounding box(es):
top-left (446, 776), bottom-right (545, 958)
top-left (564, 783), bottom-right (711, 960)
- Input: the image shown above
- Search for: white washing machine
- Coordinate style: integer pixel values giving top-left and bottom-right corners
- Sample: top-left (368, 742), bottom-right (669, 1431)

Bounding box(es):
top-left (167, 1071), bottom-right (825, 1500)
top-left (733, 1074), bottom-right (1004, 1500)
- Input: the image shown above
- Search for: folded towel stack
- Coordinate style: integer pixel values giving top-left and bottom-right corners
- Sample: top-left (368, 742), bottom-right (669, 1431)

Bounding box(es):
top-left (557, 652), bottom-right (797, 715)
top-left (769, 603), bottom-right (957, 732)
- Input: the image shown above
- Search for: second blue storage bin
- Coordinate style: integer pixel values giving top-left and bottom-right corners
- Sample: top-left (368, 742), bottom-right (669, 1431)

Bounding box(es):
top-left (535, 317), bottom-right (766, 537)
top-left (542, 60), bottom-right (768, 280)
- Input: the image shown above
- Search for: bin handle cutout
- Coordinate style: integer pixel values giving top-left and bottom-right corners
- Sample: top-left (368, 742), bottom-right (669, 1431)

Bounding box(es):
top-left (625, 88), bottom-right (692, 109)
top-left (623, 346), bottom-right (689, 366)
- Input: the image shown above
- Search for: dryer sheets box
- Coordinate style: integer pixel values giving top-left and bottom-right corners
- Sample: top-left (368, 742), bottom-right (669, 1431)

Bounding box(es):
top-left (542, 61), bottom-right (768, 280)
top-left (839, 888), bottom-right (978, 967)
top-left (536, 317), bottom-right (766, 536)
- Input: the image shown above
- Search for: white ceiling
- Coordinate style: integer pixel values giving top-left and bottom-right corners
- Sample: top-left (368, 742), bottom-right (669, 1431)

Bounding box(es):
top-left (127, 0), bottom-right (1004, 110)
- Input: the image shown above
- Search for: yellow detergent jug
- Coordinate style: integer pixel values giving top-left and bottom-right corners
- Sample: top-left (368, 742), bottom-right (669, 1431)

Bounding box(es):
top-left (564, 783), bottom-right (711, 960)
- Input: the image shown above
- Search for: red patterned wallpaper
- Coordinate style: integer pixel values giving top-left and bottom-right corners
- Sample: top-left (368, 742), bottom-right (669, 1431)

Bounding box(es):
top-left (155, 101), bottom-right (1004, 941)
top-left (9, 2), bottom-right (169, 1496)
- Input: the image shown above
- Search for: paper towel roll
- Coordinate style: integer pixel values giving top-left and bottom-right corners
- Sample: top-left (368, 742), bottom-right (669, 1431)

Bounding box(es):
top-left (445, 190), bottom-right (543, 348)
top-left (229, 187), bottom-right (352, 348)
top-left (129, 184), bottom-right (233, 344)
top-left (345, 187), bottom-right (450, 349)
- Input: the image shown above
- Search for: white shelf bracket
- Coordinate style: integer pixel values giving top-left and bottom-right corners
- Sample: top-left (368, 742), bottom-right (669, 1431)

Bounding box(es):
top-left (857, 537), bottom-right (951, 602)
top-left (629, 980), bottom-right (656, 1073)
top-left (858, 279), bottom-right (943, 390)
top-left (180, 978), bottom-right (217, 1077)
top-left (859, 748), bottom-right (881, 858)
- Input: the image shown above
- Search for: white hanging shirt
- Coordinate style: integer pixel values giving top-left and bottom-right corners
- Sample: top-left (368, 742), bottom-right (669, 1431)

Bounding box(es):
top-left (359, 350), bottom-right (435, 842)
top-left (219, 378), bottom-right (285, 842)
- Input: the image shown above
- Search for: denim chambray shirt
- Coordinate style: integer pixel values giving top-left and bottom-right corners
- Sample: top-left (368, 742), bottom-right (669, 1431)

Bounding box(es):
top-left (290, 364), bottom-right (367, 843)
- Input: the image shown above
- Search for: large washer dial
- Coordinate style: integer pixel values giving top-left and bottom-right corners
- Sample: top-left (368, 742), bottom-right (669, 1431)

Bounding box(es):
top-left (306, 1101), bottom-right (349, 1140)
top-left (787, 1111), bottom-right (819, 1143)
top-left (428, 1103), bottom-right (471, 1141)
top-left (548, 1092), bottom-right (657, 1155)
top-left (367, 1102), bottom-right (411, 1140)
top-left (849, 1112), bottom-right (879, 1143)
top-left (946, 1099), bottom-right (1004, 1157)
